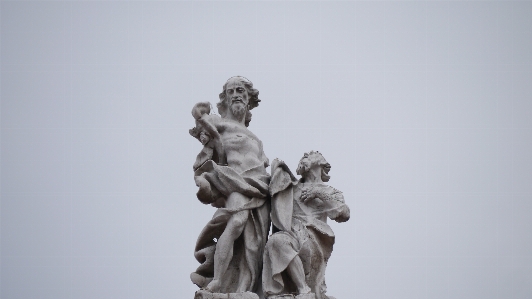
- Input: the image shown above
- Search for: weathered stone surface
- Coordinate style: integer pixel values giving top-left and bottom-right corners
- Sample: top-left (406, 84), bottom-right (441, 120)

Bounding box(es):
top-left (267, 293), bottom-right (317, 299)
top-left (194, 290), bottom-right (259, 299)
top-left (190, 77), bottom-right (270, 295)
top-left (267, 295), bottom-right (295, 299)
top-left (189, 77), bottom-right (349, 299)
top-left (262, 153), bottom-right (350, 299)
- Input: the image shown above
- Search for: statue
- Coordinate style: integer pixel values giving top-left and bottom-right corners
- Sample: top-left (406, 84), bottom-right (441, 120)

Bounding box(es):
top-left (190, 76), bottom-right (271, 298)
top-left (189, 77), bottom-right (349, 299)
top-left (263, 152), bottom-right (350, 299)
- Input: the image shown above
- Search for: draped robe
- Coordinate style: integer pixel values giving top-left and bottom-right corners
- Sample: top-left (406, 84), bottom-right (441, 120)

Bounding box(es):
top-left (191, 159), bottom-right (271, 294)
top-left (263, 161), bottom-right (349, 299)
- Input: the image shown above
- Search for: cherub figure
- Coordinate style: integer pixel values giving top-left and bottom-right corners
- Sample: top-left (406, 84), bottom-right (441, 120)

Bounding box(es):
top-left (263, 151), bottom-right (350, 299)
top-left (189, 102), bottom-right (226, 174)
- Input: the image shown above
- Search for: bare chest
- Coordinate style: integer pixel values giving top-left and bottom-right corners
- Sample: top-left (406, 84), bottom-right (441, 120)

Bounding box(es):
top-left (219, 123), bottom-right (261, 155)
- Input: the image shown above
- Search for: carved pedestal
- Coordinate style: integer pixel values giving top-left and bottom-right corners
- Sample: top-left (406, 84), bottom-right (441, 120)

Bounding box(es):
top-left (194, 290), bottom-right (259, 299)
top-left (189, 80), bottom-right (349, 299)
top-left (267, 293), bottom-right (316, 299)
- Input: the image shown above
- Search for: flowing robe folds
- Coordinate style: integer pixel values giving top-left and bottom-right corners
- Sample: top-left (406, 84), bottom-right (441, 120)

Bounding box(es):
top-left (192, 160), bottom-right (271, 293)
top-left (263, 161), bottom-right (349, 299)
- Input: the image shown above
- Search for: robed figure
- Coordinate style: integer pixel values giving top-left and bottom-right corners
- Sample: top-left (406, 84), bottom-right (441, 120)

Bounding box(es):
top-left (189, 77), bottom-right (271, 295)
top-left (263, 152), bottom-right (350, 299)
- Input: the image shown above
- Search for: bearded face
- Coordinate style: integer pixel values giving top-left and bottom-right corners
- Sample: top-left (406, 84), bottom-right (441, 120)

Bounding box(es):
top-left (230, 101), bottom-right (247, 122)
top-left (224, 78), bottom-right (250, 122)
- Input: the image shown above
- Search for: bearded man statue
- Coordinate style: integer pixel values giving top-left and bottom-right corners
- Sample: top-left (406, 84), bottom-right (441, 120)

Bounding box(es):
top-left (189, 76), bottom-right (271, 298)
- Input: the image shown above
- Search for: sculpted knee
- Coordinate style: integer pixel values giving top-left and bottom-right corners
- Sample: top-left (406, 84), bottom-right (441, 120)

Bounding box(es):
top-left (231, 214), bottom-right (248, 228)
top-left (266, 233), bottom-right (292, 251)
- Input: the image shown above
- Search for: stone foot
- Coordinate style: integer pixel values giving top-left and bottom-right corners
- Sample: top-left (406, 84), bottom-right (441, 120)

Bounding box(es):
top-left (204, 279), bottom-right (221, 293)
top-left (190, 272), bottom-right (212, 288)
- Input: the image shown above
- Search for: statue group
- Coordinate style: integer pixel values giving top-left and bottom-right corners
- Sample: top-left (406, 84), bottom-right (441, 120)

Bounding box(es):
top-left (189, 77), bottom-right (350, 299)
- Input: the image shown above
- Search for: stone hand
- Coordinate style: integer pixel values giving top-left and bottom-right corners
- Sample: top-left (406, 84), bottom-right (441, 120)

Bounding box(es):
top-left (332, 204), bottom-right (350, 223)
top-left (300, 185), bottom-right (322, 203)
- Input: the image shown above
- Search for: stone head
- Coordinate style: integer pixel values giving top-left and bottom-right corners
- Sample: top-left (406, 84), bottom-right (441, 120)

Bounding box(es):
top-left (217, 76), bottom-right (260, 126)
top-left (296, 151), bottom-right (331, 182)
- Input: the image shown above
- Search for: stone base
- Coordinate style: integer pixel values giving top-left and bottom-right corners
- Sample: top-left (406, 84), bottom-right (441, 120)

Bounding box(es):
top-left (194, 290), bottom-right (259, 299)
top-left (267, 293), bottom-right (316, 299)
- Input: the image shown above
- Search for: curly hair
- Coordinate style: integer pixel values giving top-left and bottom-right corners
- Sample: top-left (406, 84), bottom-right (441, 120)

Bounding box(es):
top-left (296, 151), bottom-right (331, 182)
top-left (216, 76), bottom-right (261, 127)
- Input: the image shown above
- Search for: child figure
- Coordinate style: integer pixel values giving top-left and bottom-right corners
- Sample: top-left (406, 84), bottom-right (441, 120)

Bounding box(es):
top-left (263, 151), bottom-right (350, 299)
top-left (189, 102), bottom-right (226, 171)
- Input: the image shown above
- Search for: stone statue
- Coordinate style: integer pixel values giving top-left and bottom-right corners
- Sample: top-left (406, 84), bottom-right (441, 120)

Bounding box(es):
top-left (263, 152), bottom-right (350, 299)
top-left (189, 77), bottom-right (349, 299)
top-left (190, 76), bottom-right (271, 298)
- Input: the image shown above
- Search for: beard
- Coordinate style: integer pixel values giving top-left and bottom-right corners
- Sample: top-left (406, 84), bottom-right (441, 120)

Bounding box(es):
top-left (230, 103), bottom-right (247, 122)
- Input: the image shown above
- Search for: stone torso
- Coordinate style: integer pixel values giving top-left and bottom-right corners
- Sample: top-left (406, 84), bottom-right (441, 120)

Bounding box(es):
top-left (292, 182), bottom-right (328, 223)
top-left (217, 118), bottom-right (266, 174)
